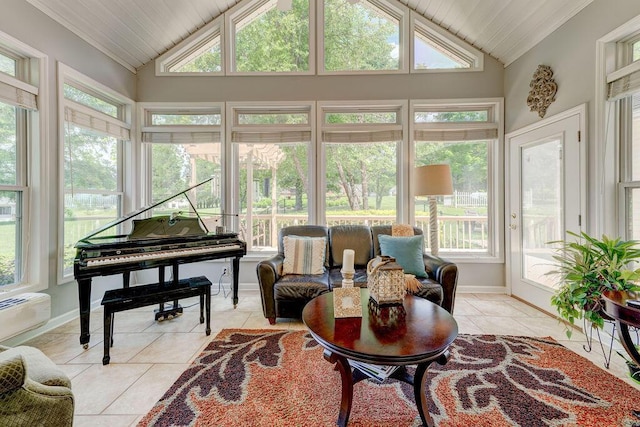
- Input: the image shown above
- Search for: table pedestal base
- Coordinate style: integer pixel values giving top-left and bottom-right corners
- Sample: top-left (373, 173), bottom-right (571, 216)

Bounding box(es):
top-left (323, 349), bottom-right (450, 427)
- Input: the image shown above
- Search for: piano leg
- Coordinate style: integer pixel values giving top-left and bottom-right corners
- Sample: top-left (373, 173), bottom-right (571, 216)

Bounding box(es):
top-left (78, 278), bottom-right (92, 349)
top-left (232, 256), bottom-right (240, 308)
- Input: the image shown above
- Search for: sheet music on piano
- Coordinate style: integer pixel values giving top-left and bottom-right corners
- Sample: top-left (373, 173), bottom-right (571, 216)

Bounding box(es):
top-left (73, 178), bottom-right (247, 349)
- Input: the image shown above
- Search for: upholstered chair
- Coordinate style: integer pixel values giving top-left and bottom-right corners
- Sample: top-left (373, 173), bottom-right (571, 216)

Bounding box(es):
top-left (0, 345), bottom-right (74, 426)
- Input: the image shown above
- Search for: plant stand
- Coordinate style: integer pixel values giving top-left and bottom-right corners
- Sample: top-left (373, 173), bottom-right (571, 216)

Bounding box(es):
top-left (583, 317), bottom-right (640, 369)
top-left (582, 317), bottom-right (617, 368)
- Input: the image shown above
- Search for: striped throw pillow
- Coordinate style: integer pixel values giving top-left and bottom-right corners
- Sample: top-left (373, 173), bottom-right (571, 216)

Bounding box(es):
top-left (282, 235), bottom-right (326, 275)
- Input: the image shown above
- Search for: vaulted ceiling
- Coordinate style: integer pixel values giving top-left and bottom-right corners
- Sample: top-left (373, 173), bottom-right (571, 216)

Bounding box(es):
top-left (25, 0), bottom-right (594, 73)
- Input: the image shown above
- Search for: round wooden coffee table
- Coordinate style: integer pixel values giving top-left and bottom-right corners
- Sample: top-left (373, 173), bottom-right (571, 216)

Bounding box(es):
top-left (302, 288), bottom-right (458, 427)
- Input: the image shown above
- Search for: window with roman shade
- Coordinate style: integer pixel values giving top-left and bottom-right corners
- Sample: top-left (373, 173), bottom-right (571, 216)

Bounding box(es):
top-left (320, 103), bottom-right (404, 225)
top-left (60, 65), bottom-right (132, 279)
top-left (229, 104), bottom-right (313, 251)
top-left (140, 105), bottom-right (224, 224)
top-left (412, 101), bottom-right (500, 257)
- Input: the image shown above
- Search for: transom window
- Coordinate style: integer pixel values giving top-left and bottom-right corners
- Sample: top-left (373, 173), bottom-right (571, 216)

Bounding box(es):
top-left (228, 0), bottom-right (311, 74)
top-left (320, 0), bottom-right (405, 73)
top-left (411, 12), bottom-right (483, 72)
top-left (158, 0), bottom-right (481, 76)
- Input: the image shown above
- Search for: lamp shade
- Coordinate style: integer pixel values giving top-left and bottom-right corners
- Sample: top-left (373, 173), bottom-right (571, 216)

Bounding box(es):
top-left (414, 164), bottom-right (453, 196)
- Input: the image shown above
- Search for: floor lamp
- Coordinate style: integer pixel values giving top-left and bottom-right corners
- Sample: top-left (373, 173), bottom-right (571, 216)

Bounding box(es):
top-left (415, 164), bottom-right (453, 256)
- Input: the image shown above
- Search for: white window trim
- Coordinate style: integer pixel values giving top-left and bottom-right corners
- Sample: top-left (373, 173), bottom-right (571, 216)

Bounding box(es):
top-left (57, 62), bottom-right (135, 284)
top-left (318, 0), bottom-right (409, 76)
top-left (156, 16), bottom-right (225, 76)
top-left (0, 31), bottom-right (48, 298)
top-left (225, 0), bottom-right (315, 76)
top-left (409, 98), bottom-right (503, 263)
top-left (410, 11), bottom-right (483, 73)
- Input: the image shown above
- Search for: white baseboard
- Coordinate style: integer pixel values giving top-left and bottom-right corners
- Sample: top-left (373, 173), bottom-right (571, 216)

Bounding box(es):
top-left (457, 285), bottom-right (508, 294)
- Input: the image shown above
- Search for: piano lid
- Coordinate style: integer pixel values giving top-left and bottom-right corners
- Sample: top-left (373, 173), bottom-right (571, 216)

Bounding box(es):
top-left (76, 178), bottom-right (214, 243)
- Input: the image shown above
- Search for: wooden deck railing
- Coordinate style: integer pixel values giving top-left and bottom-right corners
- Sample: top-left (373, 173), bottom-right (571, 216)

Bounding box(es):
top-left (239, 214), bottom-right (489, 252)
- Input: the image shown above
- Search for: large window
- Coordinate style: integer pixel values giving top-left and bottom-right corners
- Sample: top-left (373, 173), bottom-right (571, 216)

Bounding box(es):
top-left (0, 42), bottom-right (39, 289)
top-left (60, 65), bottom-right (132, 279)
top-left (320, 103), bottom-right (403, 225)
top-left (141, 104), bottom-right (223, 232)
top-left (412, 102), bottom-right (499, 256)
top-left (229, 103), bottom-right (313, 251)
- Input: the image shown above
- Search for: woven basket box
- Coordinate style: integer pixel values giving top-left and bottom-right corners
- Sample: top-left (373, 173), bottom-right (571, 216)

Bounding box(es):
top-left (366, 256), bottom-right (405, 305)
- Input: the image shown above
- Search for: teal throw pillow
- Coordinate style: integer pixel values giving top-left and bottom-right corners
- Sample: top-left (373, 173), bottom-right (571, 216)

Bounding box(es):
top-left (378, 234), bottom-right (427, 278)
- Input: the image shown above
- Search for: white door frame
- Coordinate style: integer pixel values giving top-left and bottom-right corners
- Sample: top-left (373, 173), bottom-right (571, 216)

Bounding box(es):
top-left (505, 104), bottom-right (587, 298)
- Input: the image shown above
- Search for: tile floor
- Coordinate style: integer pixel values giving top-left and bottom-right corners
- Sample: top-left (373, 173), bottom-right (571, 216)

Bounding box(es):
top-left (21, 290), bottom-right (640, 427)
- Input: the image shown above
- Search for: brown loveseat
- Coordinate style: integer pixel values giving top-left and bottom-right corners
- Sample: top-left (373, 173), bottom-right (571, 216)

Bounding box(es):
top-left (256, 224), bottom-right (458, 324)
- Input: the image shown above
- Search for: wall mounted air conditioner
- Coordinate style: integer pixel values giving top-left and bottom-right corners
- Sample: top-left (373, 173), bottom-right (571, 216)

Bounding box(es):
top-left (0, 293), bottom-right (51, 342)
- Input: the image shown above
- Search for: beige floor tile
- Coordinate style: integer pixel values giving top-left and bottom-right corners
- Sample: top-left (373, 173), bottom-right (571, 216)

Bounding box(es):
top-left (470, 316), bottom-right (537, 336)
top-left (68, 332), bottom-right (162, 364)
top-left (467, 299), bottom-right (532, 317)
top-left (74, 414), bottom-right (139, 427)
top-left (23, 333), bottom-right (93, 364)
top-left (504, 299), bottom-right (554, 317)
top-left (72, 363), bottom-right (152, 414)
top-left (509, 316), bottom-right (571, 341)
top-left (104, 363), bottom-right (190, 415)
top-left (454, 315), bottom-right (484, 335)
top-left (452, 302), bottom-right (483, 316)
top-left (128, 332), bottom-right (211, 364)
top-left (57, 363), bottom-right (92, 380)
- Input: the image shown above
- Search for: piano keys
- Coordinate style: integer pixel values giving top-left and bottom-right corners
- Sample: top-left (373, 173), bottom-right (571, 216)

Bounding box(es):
top-left (73, 178), bottom-right (246, 349)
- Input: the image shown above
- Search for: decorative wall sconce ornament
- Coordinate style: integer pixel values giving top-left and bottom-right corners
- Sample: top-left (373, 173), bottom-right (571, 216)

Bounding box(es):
top-left (527, 65), bottom-right (557, 118)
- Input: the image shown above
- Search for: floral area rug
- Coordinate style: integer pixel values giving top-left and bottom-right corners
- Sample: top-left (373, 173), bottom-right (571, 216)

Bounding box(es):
top-left (138, 329), bottom-right (640, 427)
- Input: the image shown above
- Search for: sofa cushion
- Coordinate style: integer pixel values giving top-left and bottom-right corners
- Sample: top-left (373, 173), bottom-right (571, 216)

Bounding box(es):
top-left (329, 225), bottom-right (373, 267)
top-left (282, 235), bottom-right (326, 275)
top-left (378, 234), bottom-right (428, 278)
top-left (274, 272), bottom-right (330, 301)
top-left (413, 277), bottom-right (444, 305)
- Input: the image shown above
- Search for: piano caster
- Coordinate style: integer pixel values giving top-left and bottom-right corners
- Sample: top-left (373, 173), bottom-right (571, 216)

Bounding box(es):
top-left (82, 343), bottom-right (89, 350)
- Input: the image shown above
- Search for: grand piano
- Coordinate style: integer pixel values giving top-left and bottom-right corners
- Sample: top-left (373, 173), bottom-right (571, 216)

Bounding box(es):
top-left (73, 178), bottom-right (246, 349)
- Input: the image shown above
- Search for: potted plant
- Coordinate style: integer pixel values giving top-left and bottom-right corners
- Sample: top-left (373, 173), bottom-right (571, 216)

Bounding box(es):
top-left (549, 231), bottom-right (640, 338)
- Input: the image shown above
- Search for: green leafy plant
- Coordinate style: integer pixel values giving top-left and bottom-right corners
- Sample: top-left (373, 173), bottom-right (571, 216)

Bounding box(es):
top-left (549, 231), bottom-right (640, 337)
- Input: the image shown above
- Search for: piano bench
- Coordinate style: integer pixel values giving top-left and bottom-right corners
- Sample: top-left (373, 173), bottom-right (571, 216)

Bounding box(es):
top-left (100, 276), bottom-right (212, 365)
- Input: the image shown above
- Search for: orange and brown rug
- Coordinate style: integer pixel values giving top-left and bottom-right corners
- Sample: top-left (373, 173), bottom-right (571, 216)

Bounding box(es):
top-left (138, 329), bottom-right (640, 426)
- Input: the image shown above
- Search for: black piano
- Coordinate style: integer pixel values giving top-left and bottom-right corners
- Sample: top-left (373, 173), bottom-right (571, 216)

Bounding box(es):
top-left (73, 178), bottom-right (246, 349)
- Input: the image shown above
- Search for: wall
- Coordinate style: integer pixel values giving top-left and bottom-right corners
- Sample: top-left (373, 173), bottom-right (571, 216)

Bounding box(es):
top-left (0, 0), bottom-right (136, 322)
top-left (504, 0), bottom-right (640, 236)
top-left (137, 62), bottom-right (504, 102)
